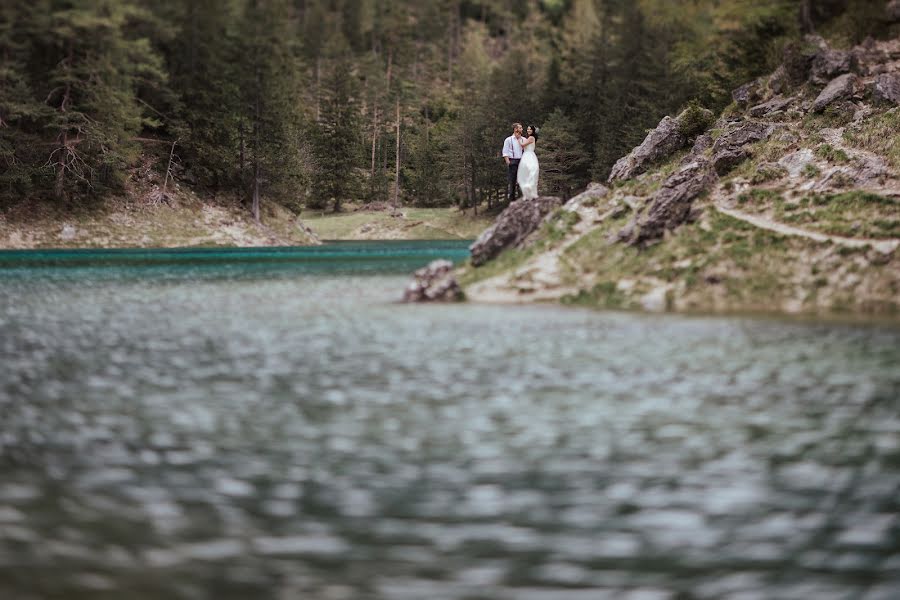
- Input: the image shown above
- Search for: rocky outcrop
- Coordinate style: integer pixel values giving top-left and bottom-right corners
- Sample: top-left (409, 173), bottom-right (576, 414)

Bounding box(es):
top-left (873, 72), bottom-right (900, 105)
top-left (563, 183), bottom-right (610, 211)
top-left (608, 115), bottom-right (686, 182)
top-left (469, 196), bottom-right (563, 267)
top-left (810, 48), bottom-right (853, 84)
top-left (749, 95), bottom-right (794, 118)
top-left (732, 79), bottom-right (764, 107)
top-left (607, 108), bottom-right (713, 182)
top-left (620, 157), bottom-right (718, 246)
top-left (402, 260), bottom-right (463, 302)
top-left (710, 121), bottom-right (773, 175)
top-left (812, 73), bottom-right (863, 112)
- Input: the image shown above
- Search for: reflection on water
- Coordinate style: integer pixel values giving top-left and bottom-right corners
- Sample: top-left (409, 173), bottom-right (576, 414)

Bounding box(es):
top-left (1, 243), bottom-right (899, 599)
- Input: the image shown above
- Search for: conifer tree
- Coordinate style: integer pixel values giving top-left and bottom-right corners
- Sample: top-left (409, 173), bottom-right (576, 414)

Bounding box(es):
top-left (540, 108), bottom-right (589, 199)
top-left (311, 36), bottom-right (362, 212)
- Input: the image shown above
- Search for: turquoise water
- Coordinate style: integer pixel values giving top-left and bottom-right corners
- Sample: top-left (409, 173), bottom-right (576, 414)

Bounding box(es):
top-left (1, 242), bottom-right (899, 599)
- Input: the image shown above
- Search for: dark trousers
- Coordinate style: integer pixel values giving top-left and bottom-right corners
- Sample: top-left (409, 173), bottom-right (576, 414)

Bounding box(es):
top-left (507, 159), bottom-right (521, 202)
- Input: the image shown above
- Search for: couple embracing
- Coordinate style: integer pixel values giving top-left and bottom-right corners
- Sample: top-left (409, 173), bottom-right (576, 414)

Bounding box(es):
top-left (502, 123), bottom-right (539, 203)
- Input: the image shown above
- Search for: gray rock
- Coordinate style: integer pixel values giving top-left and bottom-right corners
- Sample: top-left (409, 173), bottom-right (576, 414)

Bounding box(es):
top-left (640, 286), bottom-right (670, 313)
top-left (768, 65), bottom-right (791, 95)
top-left (689, 133), bottom-right (714, 156)
top-left (608, 115), bottom-right (686, 182)
top-left (749, 95), bottom-right (793, 118)
top-left (619, 157), bottom-right (718, 246)
top-left (60, 224), bottom-right (77, 241)
top-left (469, 196), bottom-right (563, 267)
top-left (810, 48), bottom-right (853, 84)
top-left (710, 121), bottom-right (772, 175)
top-left (563, 183), bottom-right (609, 211)
top-left (812, 73), bottom-right (863, 112)
top-left (888, 0), bottom-right (900, 21)
top-left (873, 72), bottom-right (900, 105)
top-left (781, 35), bottom-right (826, 85)
top-left (778, 148), bottom-right (816, 178)
top-left (607, 107), bottom-right (713, 183)
top-left (402, 260), bottom-right (463, 303)
top-left (732, 79), bottom-right (763, 106)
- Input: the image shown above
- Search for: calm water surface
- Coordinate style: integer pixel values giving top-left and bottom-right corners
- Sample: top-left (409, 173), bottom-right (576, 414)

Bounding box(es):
top-left (1, 242), bottom-right (899, 600)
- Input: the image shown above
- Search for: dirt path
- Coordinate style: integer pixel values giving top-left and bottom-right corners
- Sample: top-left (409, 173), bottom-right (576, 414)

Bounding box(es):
top-left (713, 203), bottom-right (899, 254)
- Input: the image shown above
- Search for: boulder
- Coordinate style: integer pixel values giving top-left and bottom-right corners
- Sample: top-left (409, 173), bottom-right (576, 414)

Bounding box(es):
top-left (732, 79), bottom-right (764, 107)
top-left (749, 95), bottom-right (794, 118)
top-left (563, 183), bottom-right (609, 211)
top-left (619, 157), bottom-right (718, 246)
top-left (710, 121), bottom-right (772, 175)
top-left (608, 115), bottom-right (686, 182)
top-left (812, 73), bottom-right (863, 112)
top-left (781, 35), bottom-right (826, 85)
top-left (689, 133), bottom-right (714, 157)
top-left (873, 72), bottom-right (900, 105)
top-left (889, 0), bottom-right (900, 21)
top-left (469, 196), bottom-right (563, 267)
top-left (607, 107), bottom-right (713, 183)
top-left (402, 260), bottom-right (463, 303)
top-left (810, 48), bottom-right (853, 85)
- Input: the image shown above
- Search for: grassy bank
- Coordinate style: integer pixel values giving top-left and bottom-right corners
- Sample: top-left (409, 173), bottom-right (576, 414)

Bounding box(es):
top-left (303, 205), bottom-right (493, 241)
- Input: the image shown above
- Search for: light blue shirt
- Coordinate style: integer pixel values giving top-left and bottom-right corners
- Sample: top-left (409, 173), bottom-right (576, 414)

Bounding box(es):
top-left (502, 135), bottom-right (523, 160)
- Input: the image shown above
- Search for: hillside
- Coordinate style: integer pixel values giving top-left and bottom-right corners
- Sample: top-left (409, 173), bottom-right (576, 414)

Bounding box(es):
top-left (459, 35), bottom-right (900, 317)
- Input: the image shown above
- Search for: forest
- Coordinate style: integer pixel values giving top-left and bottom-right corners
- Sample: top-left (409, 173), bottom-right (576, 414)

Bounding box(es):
top-left (0, 0), bottom-right (892, 217)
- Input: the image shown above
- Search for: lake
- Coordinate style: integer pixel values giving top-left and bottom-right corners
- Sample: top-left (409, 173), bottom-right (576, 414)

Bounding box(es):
top-left (1, 242), bottom-right (899, 599)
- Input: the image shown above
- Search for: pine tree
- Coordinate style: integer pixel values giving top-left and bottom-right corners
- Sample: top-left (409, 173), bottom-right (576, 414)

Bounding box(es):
top-left (0, 1), bottom-right (48, 202)
top-left (237, 0), bottom-right (307, 220)
top-left (311, 36), bottom-right (362, 211)
top-left (540, 108), bottom-right (589, 199)
top-left (16, 0), bottom-right (167, 201)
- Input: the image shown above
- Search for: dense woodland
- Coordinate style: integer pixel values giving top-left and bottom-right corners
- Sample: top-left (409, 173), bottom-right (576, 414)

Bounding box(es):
top-left (0, 0), bottom-right (893, 216)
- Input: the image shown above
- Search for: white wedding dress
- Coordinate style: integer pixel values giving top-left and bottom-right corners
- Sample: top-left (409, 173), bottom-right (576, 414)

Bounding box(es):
top-left (517, 140), bottom-right (539, 200)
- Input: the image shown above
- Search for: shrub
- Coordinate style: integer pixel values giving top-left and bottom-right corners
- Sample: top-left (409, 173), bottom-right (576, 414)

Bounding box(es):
top-left (677, 102), bottom-right (715, 139)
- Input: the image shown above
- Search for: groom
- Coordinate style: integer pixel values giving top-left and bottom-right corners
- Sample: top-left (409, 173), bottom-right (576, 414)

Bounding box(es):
top-left (502, 123), bottom-right (524, 203)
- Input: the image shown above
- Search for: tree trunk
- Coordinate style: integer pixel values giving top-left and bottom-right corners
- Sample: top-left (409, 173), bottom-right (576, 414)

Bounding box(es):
top-left (315, 56), bottom-right (321, 122)
top-left (800, 0), bottom-right (815, 34)
top-left (370, 105), bottom-right (378, 180)
top-left (54, 51), bottom-right (72, 202)
top-left (393, 97), bottom-right (400, 206)
top-left (386, 47), bottom-right (393, 90)
top-left (252, 66), bottom-right (261, 223)
top-left (239, 117), bottom-right (245, 175)
top-left (162, 139), bottom-right (177, 196)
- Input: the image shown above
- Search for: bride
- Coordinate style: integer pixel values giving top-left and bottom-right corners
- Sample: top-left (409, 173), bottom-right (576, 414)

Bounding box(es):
top-left (516, 125), bottom-right (540, 200)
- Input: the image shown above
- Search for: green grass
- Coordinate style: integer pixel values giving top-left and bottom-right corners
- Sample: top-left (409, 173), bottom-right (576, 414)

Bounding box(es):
top-left (815, 143), bottom-right (850, 164)
top-left (777, 191), bottom-right (900, 238)
top-left (738, 188), bottom-right (782, 205)
top-left (750, 163), bottom-right (789, 184)
top-left (802, 106), bottom-right (854, 133)
top-left (558, 207), bottom-right (830, 311)
top-left (303, 206), bottom-right (493, 240)
top-left (844, 108), bottom-right (900, 170)
top-left (563, 281), bottom-right (629, 309)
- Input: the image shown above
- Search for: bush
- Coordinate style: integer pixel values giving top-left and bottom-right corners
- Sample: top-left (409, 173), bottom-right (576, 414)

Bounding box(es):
top-left (677, 102), bottom-right (715, 138)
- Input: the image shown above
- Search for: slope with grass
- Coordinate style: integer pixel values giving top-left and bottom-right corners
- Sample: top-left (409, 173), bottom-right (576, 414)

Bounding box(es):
top-left (461, 36), bottom-right (900, 317)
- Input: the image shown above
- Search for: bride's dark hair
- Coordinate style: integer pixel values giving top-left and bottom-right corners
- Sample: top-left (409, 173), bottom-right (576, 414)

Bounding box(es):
top-left (527, 125), bottom-right (539, 141)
